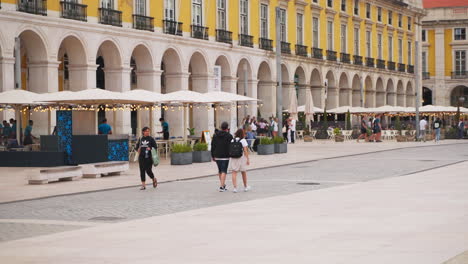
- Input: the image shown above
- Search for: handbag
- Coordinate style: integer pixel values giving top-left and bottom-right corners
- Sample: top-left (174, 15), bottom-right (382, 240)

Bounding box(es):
top-left (151, 148), bottom-right (159, 167)
top-left (132, 151), bottom-right (139, 162)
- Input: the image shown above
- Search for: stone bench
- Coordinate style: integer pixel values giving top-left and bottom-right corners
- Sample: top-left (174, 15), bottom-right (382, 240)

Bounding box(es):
top-left (81, 161), bottom-right (129, 178)
top-left (28, 166), bottom-right (82, 185)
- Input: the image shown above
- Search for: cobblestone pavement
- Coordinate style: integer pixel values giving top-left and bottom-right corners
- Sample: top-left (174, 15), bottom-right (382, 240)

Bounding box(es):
top-left (1, 143), bottom-right (467, 243)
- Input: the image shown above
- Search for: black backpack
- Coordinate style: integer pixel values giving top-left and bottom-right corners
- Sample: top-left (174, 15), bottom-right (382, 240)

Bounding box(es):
top-left (229, 139), bottom-right (243, 158)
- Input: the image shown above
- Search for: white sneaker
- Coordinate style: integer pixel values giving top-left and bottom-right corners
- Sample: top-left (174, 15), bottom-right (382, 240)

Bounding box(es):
top-left (244, 186), bottom-right (251, 192)
top-left (232, 188), bottom-right (238, 193)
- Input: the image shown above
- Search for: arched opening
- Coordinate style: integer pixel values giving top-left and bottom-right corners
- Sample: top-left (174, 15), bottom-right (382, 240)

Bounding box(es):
top-left (281, 64), bottom-right (291, 111)
top-left (214, 55), bottom-right (233, 128)
top-left (406, 82), bottom-right (414, 107)
top-left (386, 79), bottom-right (396, 106)
top-left (161, 48), bottom-right (183, 137)
top-left (450, 85), bottom-right (468, 107)
top-left (397, 80), bottom-right (405, 106)
top-left (310, 68), bottom-right (322, 108)
top-left (294, 66), bottom-right (307, 107)
top-left (351, 74), bottom-right (361, 107)
top-left (188, 52), bottom-right (210, 134)
top-left (215, 55), bottom-right (232, 92)
top-left (423, 87), bottom-right (432, 106)
top-left (376, 77), bottom-right (385, 107)
top-left (236, 58), bottom-right (254, 125)
top-left (57, 35), bottom-right (87, 92)
top-left (338, 72), bottom-right (350, 106)
top-left (257, 61), bottom-right (274, 117)
top-left (364, 76), bottom-right (374, 107)
top-left (325, 70), bottom-right (337, 109)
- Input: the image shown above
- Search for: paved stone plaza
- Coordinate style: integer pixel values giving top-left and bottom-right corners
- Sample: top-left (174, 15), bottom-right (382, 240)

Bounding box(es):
top-left (0, 141), bottom-right (467, 263)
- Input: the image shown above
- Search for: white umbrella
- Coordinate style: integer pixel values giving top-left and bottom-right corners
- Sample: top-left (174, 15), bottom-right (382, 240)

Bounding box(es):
top-left (304, 88), bottom-right (315, 122)
top-left (296, 105), bottom-right (324, 113)
top-left (203, 91), bottom-right (258, 103)
top-left (163, 90), bottom-right (210, 103)
top-left (38, 88), bottom-right (152, 105)
top-left (328, 106), bottom-right (355, 114)
top-left (288, 88), bottom-right (298, 120)
top-left (123, 89), bottom-right (166, 103)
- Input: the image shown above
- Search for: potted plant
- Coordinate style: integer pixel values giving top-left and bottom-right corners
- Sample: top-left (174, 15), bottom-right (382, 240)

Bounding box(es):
top-left (257, 137), bottom-right (274, 155)
top-left (187, 128), bottom-right (196, 138)
top-left (303, 126), bottom-right (313, 142)
top-left (334, 127), bottom-right (344, 142)
top-left (394, 116), bottom-right (406, 142)
top-left (273, 136), bottom-right (287, 153)
top-left (171, 143), bottom-right (193, 165)
top-left (192, 142), bottom-right (211, 163)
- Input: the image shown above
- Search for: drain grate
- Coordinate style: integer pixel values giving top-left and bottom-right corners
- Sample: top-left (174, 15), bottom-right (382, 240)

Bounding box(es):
top-left (89, 216), bottom-right (126, 221)
top-left (296, 182), bottom-right (320, 185)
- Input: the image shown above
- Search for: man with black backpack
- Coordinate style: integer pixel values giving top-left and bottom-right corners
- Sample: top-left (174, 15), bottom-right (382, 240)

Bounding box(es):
top-left (211, 122), bottom-right (233, 192)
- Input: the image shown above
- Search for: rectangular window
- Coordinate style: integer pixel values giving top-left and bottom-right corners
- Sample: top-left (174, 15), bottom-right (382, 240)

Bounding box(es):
top-left (378, 33), bottom-right (382, 59)
top-left (398, 14), bottom-right (402, 27)
top-left (279, 8), bottom-right (286, 41)
top-left (398, 38), bottom-right (403, 63)
top-left (388, 36), bottom-right (393, 61)
top-left (260, 4), bottom-right (268, 38)
top-left (327, 0), bottom-right (332, 8)
top-left (422, 51), bottom-right (427, 72)
top-left (366, 30), bottom-right (371, 57)
top-left (165, 0), bottom-right (175, 20)
top-left (422, 29), bottom-right (426, 42)
top-left (217, 0), bottom-right (226, 30)
top-left (102, 0), bottom-right (115, 9)
top-left (192, 0), bottom-right (202, 26)
top-left (135, 0), bottom-right (146, 15)
top-left (328, 21), bottom-right (333, 50)
top-left (341, 24), bottom-right (347, 53)
top-left (354, 0), bottom-right (359, 15)
top-left (313, 17), bottom-right (319, 48)
top-left (388, 10), bottom-right (392, 25)
top-left (296, 13), bottom-right (303, 44)
top-left (240, 0), bottom-right (249, 34)
top-left (354, 27), bottom-right (359, 55)
top-left (377, 7), bottom-right (382, 22)
top-left (408, 41), bottom-right (412, 65)
top-left (408, 17), bottom-right (412, 30)
top-left (313, 0), bottom-right (318, 3)
top-left (455, 28), bottom-right (466, 40)
top-left (455, 50), bottom-right (466, 73)
top-left (341, 0), bottom-right (346, 12)
top-left (366, 3), bottom-right (371, 19)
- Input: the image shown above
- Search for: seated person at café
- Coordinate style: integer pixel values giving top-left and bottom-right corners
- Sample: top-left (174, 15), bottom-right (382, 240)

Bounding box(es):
top-left (98, 118), bottom-right (113, 135)
top-left (23, 120), bottom-right (36, 146)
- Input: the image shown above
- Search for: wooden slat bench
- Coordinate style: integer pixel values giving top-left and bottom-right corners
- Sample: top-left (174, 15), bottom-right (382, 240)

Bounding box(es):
top-left (81, 161), bottom-right (129, 178)
top-left (28, 166), bottom-right (82, 185)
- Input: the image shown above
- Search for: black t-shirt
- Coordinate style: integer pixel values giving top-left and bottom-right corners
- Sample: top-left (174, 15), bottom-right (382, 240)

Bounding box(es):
top-left (433, 120), bottom-right (442, 129)
top-left (137, 136), bottom-right (157, 159)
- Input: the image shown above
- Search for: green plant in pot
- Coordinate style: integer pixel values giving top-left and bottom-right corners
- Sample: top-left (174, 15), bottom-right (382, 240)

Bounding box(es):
top-left (273, 136), bottom-right (287, 153)
top-left (395, 116), bottom-right (405, 142)
top-left (303, 126), bottom-right (313, 142)
top-left (334, 127), bottom-right (344, 142)
top-left (171, 143), bottom-right (193, 165)
top-left (187, 128), bottom-right (195, 137)
top-left (192, 142), bottom-right (211, 163)
top-left (257, 137), bottom-right (274, 155)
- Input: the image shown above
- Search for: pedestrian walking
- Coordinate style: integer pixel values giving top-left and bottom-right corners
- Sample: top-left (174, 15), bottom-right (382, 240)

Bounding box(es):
top-left (211, 121), bottom-right (233, 192)
top-left (419, 117), bottom-right (428, 142)
top-left (357, 115), bottom-right (368, 142)
top-left (271, 117), bottom-right (279, 138)
top-left (229, 128), bottom-right (251, 193)
top-left (289, 117), bottom-right (296, 144)
top-left (158, 118), bottom-right (170, 140)
top-left (136, 127), bottom-right (158, 190)
top-left (433, 117), bottom-right (442, 143)
top-left (458, 119), bottom-right (465, 139)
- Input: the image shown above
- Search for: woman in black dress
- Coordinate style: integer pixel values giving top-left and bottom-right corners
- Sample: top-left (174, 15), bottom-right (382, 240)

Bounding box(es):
top-left (136, 127), bottom-right (157, 190)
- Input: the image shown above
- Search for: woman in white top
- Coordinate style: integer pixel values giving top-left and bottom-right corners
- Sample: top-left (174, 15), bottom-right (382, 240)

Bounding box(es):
top-left (230, 128), bottom-right (251, 193)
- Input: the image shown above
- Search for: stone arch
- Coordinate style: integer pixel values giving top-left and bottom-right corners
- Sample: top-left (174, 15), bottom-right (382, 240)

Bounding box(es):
top-left (310, 68), bottom-right (323, 108)
top-left (450, 85), bottom-right (468, 107)
top-left (96, 40), bottom-right (123, 92)
top-left (351, 74), bottom-right (361, 107)
top-left (257, 61), bottom-right (275, 117)
top-left (423, 87), bottom-right (432, 106)
top-left (386, 78), bottom-right (396, 106)
top-left (294, 66), bottom-right (307, 106)
top-left (188, 51), bottom-right (210, 134)
top-left (406, 81), bottom-right (414, 107)
top-left (325, 70), bottom-right (337, 109)
top-left (338, 72), bottom-right (350, 106)
top-left (376, 77), bottom-right (385, 107)
top-left (236, 58), bottom-right (255, 122)
top-left (364, 75), bottom-right (374, 108)
top-left (130, 43), bottom-right (155, 91)
top-left (215, 55), bottom-right (233, 92)
top-left (57, 35), bottom-right (88, 92)
top-left (397, 80), bottom-right (405, 106)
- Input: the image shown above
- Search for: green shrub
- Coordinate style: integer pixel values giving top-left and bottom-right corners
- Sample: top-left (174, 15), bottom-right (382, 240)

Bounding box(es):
top-left (395, 116), bottom-right (402, 132)
top-left (272, 136), bottom-right (285, 144)
top-left (445, 127), bottom-right (459, 139)
top-left (345, 110), bottom-right (351, 130)
top-left (187, 128), bottom-right (195, 136)
top-left (193, 142), bottom-right (208, 151)
top-left (333, 127), bottom-right (342, 135)
top-left (260, 137), bottom-right (274, 145)
top-left (172, 143), bottom-right (193, 153)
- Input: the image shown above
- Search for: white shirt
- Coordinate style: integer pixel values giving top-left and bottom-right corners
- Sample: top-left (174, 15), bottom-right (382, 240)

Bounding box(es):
top-left (290, 119), bottom-right (296, 131)
top-left (231, 137), bottom-right (248, 148)
top-left (272, 121), bottom-right (278, 132)
top-left (419, 119), bottom-right (427, 130)
top-left (250, 122), bottom-right (257, 131)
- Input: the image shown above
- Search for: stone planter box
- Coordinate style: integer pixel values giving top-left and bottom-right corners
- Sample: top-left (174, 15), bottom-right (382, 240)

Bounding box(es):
top-left (257, 144), bottom-right (274, 155)
top-left (171, 152), bottom-right (193, 165)
top-left (192, 151), bottom-right (211, 163)
top-left (396, 135), bottom-right (406, 142)
top-left (335, 135), bottom-right (345, 142)
top-left (274, 143), bottom-right (287, 153)
top-left (303, 136), bottom-right (313, 142)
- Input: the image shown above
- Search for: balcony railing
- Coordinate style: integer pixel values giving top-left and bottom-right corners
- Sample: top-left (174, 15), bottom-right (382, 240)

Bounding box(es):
top-left (366, 57), bottom-right (375, 67)
top-left (327, 50), bottom-right (337, 61)
top-left (340, 53), bottom-right (350, 63)
top-left (377, 59), bottom-right (386, 69)
top-left (163, 20), bottom-right (183, 36)
top-left (239, 34), bottom-right (253, 48)
top-left (191, 25), bottom-right (208, 40)
top-left (133, 14), bottom-right (154, 31)
top-left (353, 55), bottom-right (363, 65)
top-left (99, 7), bottom-right (122, 26)
top-left (17, 0), bottom-right (47, 15)
top-left (295, 44), bottom-right (308, 57)
top-left (422, 72), bottom-right (430, 79)
top-left (281, 42), bottom-right (291, 54)
top-left (312, 48), bottom-right (323, 59)
top-left (259, 38), bottom-right (273, 51)
top-left (388, 61), bottom-right (396, 71)
top-left (398, 63), bottom-right (406, 72)
top-left (60, 1), bottom-right (87, 21)
top-left (407, 65), bottom-right (414, 74)
top-left (451, 71), bottom-right (468, 79)
top-left (216, 29), bottom-right (232, 44)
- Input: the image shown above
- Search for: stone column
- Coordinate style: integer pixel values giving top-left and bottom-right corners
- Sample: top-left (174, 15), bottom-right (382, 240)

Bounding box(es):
top-left (105, 67), bottom-right (132, 135)
top-left (247, 79), bottom-right (258, 118)
top-left (68, 64), bottom-right (97, 91)
top-left (0, 57), bottom-right (15, 121)
top-left (137, 69), bottom-right (162, 136)
top-left (297, 84), bottom-right (309, 106)
top-left (282, 82), bottom-right (295, 111)
top-left (364, 90), bottom-right (376, 108)
top-left (164, 72), bottom-right (190, 137)
top-left (339, 87), bottom-right (352, 106)
top-left (434, 28), bottom-right (445, 105)
top-left (387, 92), bottom-right (396, 106)
top-left (219, 76), bottom-right (238, 130)
top-left (326, 86), bottom-right (339, 109)
top-left (191, 74), bottom-right (215, 135)
top-left (257, 80), bottom-right (277, 118)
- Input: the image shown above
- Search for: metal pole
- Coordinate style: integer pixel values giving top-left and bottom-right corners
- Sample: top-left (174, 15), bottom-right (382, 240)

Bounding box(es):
top-left (415, 39), bottom-right (420, 140)
top-left (275, 7), bottom-right (283, 130)
top-left (14, 37), bottom-right (21, 90)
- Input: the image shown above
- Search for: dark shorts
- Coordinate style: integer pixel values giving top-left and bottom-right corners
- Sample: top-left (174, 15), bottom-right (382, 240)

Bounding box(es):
top-left (163, 132), bottom-right (169, 140)
top-left (215, 160), bottom-right (229, 174)
top-left (373, 128), bottom-right (381, 134)
top-left (360, 128), bottom-right (367, 134)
